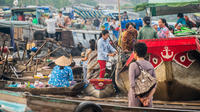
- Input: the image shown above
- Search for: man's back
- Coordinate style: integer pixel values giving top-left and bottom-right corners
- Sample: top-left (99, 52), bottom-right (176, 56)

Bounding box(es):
top-left (138, 26), bottom-right (158, 40)
top-left (46, 18), bottom-right (56, 34)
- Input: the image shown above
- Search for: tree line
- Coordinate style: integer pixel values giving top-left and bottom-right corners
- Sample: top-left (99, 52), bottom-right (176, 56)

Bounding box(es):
top-left (0, 0), bottom-right (97, 8)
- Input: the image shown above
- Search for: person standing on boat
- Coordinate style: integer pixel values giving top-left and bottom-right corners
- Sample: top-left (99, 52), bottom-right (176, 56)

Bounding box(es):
top-left (122, 11), bottom-right (129, 20)
top-left (97, 30), bottom-right (117, 78)
top-left (121, 22), bottom-right (138, 52)
top-left (93, 18), bottom-right (101, 30)
top-left (48, 56), bottom-right (74, 87)
top-left (56, 11), bottom-right (65, 28)
top-left (45, 14), bottom-right (56, 39)
top-left (82, 39), bottom-right (100, 80)
top-left (157, 18), bottom-right (171, 38)
top-left (56, 11), bottom-right (65, 41)
top-left (138, 16), bottom-right (158, 40)
top-left (110, 18), bottom-right (119, 40)
top-left (64, 16), bottom-right (72, 28)
top-left (128, 43), bottom-right (156, 107)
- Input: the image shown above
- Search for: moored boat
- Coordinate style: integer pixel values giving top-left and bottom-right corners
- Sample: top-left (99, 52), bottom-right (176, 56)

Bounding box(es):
top-left (2, 82), bottom-right (85, 96)
top-left (26, 93), bottom-right (199, 112)
top-left (115, 37), bottom-right (200, 101)
top-left (0, 90), bottom-right (198, 112)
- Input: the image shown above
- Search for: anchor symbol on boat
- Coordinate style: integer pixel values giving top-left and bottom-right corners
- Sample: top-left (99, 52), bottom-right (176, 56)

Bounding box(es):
top-left (161, 47), bottom-right (174, 59)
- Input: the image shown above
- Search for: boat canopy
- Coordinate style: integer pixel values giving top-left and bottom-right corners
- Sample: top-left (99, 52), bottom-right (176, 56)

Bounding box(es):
top-left (0, 20), bottom-right (32, 28)
top-left (11, 7), bottom-right (37, 13)
top-left (73, 7), bottom-right (113, 19)
top-left (134, 0), bottom-right (200, 16)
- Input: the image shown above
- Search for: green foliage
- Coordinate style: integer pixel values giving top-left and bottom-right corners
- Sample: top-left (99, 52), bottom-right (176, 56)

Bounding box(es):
top-left (1, 0), bottom-right (71, 8)
top-left (0, 0), bottom-right (14, 6)
top-left (74, 0), bottom-right (97, 6)
top-left (121, 4), bottom-right (133, 9)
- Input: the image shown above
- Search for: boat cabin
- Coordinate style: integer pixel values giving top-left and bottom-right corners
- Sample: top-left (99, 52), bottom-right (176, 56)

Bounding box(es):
top-left (11, 7), bottom-right (47, 25)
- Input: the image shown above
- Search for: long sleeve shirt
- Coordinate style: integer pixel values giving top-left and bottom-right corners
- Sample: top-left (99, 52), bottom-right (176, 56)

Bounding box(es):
top-left (128, 60), bottom-right (156, 107)
top-left (48, 66), bottom-right (73, 87)
top-left (138, 25), bottom-right (158, 40)
top-left (97, 38), bottom-right (116, 61)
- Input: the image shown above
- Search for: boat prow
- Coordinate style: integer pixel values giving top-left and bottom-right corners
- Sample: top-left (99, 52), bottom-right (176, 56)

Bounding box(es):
top-left (84, 79), bottom-right (114, 98)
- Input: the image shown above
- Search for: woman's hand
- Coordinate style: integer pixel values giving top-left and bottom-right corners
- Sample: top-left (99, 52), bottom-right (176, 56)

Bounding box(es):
top-left (108, 53), bottom-right (115, 57)
top-left (138, 97), bottom-right (150, 107)
top-left (142, 98), bottom-right (150, 106)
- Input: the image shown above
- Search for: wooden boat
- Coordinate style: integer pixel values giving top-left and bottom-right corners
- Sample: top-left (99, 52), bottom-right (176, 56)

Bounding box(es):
top-left (6, 64), bottom-right (83, 83)
top-left (115, 37), bottom-right (200, 101)
top-left (84, 79), bottom-right (114, 98)
top-left (26, 94), bottom-right (200, 112)
top-left (2, 81), bottom-right (85, 96)
top-left (0, 90), bottom-right (30, 112)
top-left (0, 90), bottom-right (198, 112)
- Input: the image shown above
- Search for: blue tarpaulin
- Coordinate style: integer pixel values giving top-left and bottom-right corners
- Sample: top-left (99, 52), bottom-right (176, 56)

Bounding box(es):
top-left (121, 19), bottom-right (143, 30)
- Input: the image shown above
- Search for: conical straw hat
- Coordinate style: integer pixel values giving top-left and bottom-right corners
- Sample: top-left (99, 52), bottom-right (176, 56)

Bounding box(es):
top-left (55, 55), bottom-right (72, 66)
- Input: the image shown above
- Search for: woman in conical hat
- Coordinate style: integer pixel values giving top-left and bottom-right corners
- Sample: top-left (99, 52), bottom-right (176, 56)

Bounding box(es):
top-left (48, 55), bottom-right (74, 87)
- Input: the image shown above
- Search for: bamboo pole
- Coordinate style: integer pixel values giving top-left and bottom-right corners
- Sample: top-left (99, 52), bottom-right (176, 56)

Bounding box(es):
top-left (0, 40), bottom-right (6, 58)
top-left (22, 39), bottom-right (28, 62)
top-left (2, 52), bottom-right (9, 74)
top-left (34, 59), bottom-right (39, 77)
top-left (118, 0), bottom-right (122, 41)
top-left (25, 40), bottom-right (47, 66)
top-left (42, 47), bottom-right (61, 66)
top-left (115, 0), bottom-right (122, 82)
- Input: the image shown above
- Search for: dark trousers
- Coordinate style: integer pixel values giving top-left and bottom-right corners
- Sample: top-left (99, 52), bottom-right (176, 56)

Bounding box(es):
top-left (47, 33), bottom-right (55, 39)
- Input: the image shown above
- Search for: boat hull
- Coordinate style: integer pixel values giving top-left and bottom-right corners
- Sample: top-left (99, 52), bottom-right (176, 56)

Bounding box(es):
top-left (26, 95), bottom-right (195, 112)
top-left (0, 90), bottom-right (197, 112)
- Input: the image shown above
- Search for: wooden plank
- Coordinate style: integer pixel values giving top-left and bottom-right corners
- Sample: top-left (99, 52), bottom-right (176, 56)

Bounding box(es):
top-left (154, 100), bottom-right (200, 106)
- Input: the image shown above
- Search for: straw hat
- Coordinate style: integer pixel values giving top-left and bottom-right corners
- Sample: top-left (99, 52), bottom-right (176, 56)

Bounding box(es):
top-left (55, 55), bottom-right (72, 66)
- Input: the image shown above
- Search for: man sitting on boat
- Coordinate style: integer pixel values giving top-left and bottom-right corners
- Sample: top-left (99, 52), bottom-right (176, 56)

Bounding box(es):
top-left (97, 30), bottom-right (117, 78)
top-left (128, 43), bottom-right (156, 107)
top-left (48, 56), bottom-right (74, 87)
top-left (175, 13), bottom-right (186, 28)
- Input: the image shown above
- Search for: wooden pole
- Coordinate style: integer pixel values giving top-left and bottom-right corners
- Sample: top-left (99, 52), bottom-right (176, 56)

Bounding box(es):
top-left (2, 52), bottom-right (9, 74)
top-left (42, 47), bottom-right (61, 65)
top-left (118, 0), bottom-right (122, 41)
top-left (0, 40), bottom-right (6, 58)
top-left (34, 59), bottom-right (39, 77)
top-left (25, 40), bottom-right (47, 66)
top-left (22, 39), bottom-right (28, 62)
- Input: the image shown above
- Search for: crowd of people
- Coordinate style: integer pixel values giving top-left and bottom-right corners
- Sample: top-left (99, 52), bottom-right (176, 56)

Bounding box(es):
top-left (79, 12), bottom-right (198, 108)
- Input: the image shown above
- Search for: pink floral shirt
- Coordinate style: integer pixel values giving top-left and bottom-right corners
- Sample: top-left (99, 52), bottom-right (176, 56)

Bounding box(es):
top-left (157, 26), bottom-right (169, 38)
